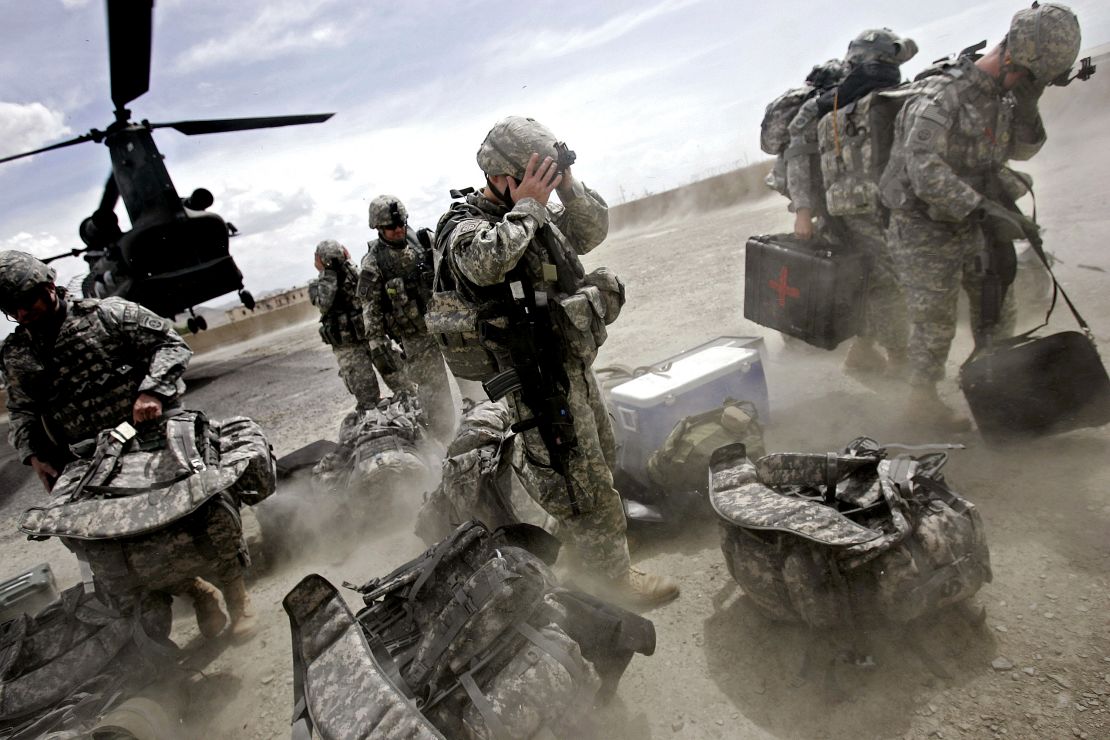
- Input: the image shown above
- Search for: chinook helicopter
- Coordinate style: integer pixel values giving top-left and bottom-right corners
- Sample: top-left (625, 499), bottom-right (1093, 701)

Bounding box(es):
top-left (0, 0), bottom-right (334, 332)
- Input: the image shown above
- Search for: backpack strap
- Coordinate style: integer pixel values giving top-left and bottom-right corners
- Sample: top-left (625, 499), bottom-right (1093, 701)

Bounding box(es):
top-left (459, 671), bottom-right (514, 740)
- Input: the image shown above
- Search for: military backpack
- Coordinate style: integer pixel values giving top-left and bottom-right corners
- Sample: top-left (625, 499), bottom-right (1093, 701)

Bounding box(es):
top-left (711, 438), bottom-right (991, 627)
top-left (285, 521), bottom-right (655, 739)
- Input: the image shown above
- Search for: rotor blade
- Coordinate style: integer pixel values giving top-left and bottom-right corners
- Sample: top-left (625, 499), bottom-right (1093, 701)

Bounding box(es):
top-left (0, 132), bottom-right (98, 165)
top-left (108, 0), bottom-right (153, 111)
top-left (98, 173), bottom-right (120, 214)
top-left (149, 113), bottom-right (335, 136)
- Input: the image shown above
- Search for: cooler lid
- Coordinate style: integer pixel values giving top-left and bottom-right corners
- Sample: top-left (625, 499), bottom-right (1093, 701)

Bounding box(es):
top-left (609, 346), bottom-right (759, 405)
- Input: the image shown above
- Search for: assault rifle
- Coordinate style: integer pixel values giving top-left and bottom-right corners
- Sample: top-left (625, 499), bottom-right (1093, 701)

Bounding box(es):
top-left (481, 274), bottom-right (581, 515)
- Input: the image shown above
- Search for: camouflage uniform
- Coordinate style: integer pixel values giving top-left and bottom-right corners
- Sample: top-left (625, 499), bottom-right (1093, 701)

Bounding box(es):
top-left (358, 228), bottom-right (454, 440)
top-left (309, 244), bottom-right (381, 410)
top-left (880, 56), bottom-right (1042, 385)
top-left (438, 184), bottom-right (631, 581)
top-left (2, 293), bottom-right (191, 463)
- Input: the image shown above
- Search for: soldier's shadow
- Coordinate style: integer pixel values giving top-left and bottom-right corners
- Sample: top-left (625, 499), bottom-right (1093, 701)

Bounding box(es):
top-left (702, 581), bottom-right (996, 739)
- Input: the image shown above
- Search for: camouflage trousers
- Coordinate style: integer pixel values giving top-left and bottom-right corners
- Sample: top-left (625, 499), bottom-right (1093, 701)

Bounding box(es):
top-left (73, 496), bottom-right (247, 602)
top-left (509, 361), bottom-right (630, 581)
top-left (333, 344), bottom-right (382, 410)
top-left (398, 332), bottom-right (456, 442)
top-left (887, 210), bottom-right (1016, 385)
top-left (842, 214), bottom-right (907, 356)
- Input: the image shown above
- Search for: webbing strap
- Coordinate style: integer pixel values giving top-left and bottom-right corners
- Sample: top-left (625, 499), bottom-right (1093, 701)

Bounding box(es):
top-left (81, 470), bottom-right (192, 497)
top-left (515, 622), bottom-right (584, 685)
top-left (459, 671), bottom-right (513, 740)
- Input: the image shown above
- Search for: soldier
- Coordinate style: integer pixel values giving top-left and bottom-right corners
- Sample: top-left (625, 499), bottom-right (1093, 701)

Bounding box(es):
top-left (309, 239), bottom-right (382, 410)
top-left (0, 251), bottom-right (256, 638)
top-left (791, 28), bottom-right (918, 377)
top-left (432, 116), bottom-right (679, 607)
top-left (880, 3), bottom-right (1081, 430)
top-left (358, 195), bottom-right (455, 441)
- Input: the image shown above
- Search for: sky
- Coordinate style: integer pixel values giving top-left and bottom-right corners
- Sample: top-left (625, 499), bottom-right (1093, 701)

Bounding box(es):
top-left (1, 0), bottom-right (1108, 319)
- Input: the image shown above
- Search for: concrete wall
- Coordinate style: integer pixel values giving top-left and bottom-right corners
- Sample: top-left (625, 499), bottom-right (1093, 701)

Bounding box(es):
top-left (609, 160), bottom-right (774, 231)
top-left (183, 299), bottom-right (317, 354)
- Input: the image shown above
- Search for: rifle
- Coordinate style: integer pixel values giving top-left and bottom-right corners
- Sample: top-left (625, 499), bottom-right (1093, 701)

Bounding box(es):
top-left (480, 273), bottom-right (581, 516)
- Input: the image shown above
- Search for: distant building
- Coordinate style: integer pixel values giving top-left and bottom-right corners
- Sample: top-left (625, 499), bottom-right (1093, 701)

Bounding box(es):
top-left (226, 285), bottom-right (310, 322)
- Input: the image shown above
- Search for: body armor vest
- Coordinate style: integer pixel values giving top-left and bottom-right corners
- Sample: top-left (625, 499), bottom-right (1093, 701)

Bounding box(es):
top-left (372, 229), bottom-right (435, 338)
top-left (17, 299), bottom-right (151, 446)
top-left (320, 263), bottom-right (366, 346)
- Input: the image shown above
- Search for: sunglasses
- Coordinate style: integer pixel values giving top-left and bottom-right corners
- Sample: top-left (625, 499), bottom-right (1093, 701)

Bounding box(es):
top-left (1, 285), bottom-right (50, 317)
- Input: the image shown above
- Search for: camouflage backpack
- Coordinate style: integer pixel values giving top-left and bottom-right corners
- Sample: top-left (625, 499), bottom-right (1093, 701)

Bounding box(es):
top-left (710, 439), bottom-right (991, 627)
top-left (414, 400), bottom-right (552, 546)
top-left (285, 521), bottom-right (656, 739)
top-left (0, 586), bottom-right (174, 736)
top-left (646, 399), bottom-right (766, 494)
top-left (817, 88), bottom-right (909, 217)
top-left (18, 412), bottom-right (276, 598)
top-left (761, 86), bottom-right (815, 156)
top-left (311, 390), bottom-right (430, 497)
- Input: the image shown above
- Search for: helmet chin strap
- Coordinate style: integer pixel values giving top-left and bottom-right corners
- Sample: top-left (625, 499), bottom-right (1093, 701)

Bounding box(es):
top-left (485, 176), bottom-right (516, 209)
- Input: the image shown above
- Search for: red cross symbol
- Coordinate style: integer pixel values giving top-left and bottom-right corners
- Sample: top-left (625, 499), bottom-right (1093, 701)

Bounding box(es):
top-left (769, 265), bottom-right (800, 307)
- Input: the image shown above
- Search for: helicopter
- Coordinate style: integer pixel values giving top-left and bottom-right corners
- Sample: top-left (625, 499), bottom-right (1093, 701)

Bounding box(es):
top-left (0, 0), bottom-right (334, 333)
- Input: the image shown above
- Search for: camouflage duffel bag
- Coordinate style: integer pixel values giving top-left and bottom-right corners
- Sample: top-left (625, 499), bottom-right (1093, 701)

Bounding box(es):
top-left (18, 411), bottom-right (275, 597)
top-left (710, 438), bottom-right (992, 627)
top-left (313, 391), bottom-right (430, 497)
top-left (284, 521), bottom-right (655, 739)
top-left (0, 585), bottom-right (173, 735)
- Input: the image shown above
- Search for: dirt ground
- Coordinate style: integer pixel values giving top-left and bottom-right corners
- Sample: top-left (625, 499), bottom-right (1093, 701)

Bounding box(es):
top-left (2, 65), bottom-right (1109, 740)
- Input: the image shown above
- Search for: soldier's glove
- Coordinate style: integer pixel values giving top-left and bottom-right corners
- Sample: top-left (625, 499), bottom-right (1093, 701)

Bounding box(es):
top-left (385, 277), bottom-right (408, 305)
top-left (1010, 77), bottom-right (1045, 119)
top-left (978, 199), bottom-right (1039, 243)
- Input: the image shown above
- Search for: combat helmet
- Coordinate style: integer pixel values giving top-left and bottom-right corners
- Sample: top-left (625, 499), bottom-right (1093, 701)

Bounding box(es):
top-left (314, 239), bottom-right (348, 263)
top-left (846, 28), bottom-right (919, 66)
top-left (476, 116), bottom-right (561, 181)
top-left (0, 250), bottom-right (56, 302)
top-left (368, 195), bottom-right (407, 230)
top-left (806, 58), bottom-right (847, 90)
top-left (1006, 2), bottom-right (1081, 83)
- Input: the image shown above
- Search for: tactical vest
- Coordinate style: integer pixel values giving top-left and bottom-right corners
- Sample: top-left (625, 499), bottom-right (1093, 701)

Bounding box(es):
top-left (285, 521), bottom-right (656, 739)
top-left (11, 298), bottom-right (181, 448)
top-left (818, 89), bottom-right (907, 217)
top-left (372, 229), bottom-right (435, 338)
top-left (427, 197), bottom-right (623, 381)
top-left (646, 400), bottom-right (766, 493)
top-left (710, 439), bottom-right (991, 628)
top-left (319, 263), bottom-right (366, 346)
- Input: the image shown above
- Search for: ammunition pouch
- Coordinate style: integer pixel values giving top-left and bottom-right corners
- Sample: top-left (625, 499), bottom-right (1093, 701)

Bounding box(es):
top-left (582, 268), bottom-right (626, 325)
top-left (551, 287), bottom-right (609, 362)
top-left (320, 310), bottom-right (365, 347)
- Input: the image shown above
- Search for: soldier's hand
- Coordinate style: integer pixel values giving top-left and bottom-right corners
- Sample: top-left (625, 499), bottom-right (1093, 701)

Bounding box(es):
top-left (794, 210), bottom-right (815, 240)
top-left (132, 393), bottom-right (163, 424)
top-left (509, 153), bottom-right (562, 206)
top-left (29, 455), bottom-right (59, 492)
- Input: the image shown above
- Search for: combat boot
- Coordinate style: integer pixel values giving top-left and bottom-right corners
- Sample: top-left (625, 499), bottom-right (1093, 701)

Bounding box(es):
top-left (843, 338), bottom-right (887, 378)
top-left (885, 349), bottom-right (909, 381)
top-left (613, 567), bottom-right (680, 609)
top-left (906, 384), bottom-right (971, 433)
top-left (183, 577), bottom-right (226, 639)
top-left (222, 577), bottom-right (259, 640)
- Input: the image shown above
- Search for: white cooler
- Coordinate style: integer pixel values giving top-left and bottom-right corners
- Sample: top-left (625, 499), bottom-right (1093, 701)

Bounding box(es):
top-left (605, 337), bottom-right (769, 486)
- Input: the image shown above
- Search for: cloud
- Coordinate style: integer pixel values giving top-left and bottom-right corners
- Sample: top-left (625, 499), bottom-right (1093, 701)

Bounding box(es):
top-left (332, 163), bottom-right (353, 181)
top-left (0, 102), bottom-right (73, 161)
top-left (483, 0), bottom-right (705, 64)
top-left (60, 0), bottom-right (91, 8)
top-left (223, 188), bottom-right (316, 235)
top-left (173, 2), bottom-right (358, 71)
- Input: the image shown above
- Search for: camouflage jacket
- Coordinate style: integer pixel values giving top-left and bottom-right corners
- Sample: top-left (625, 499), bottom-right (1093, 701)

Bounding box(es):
top-left (1, 296), bottom-right (191, 463)
top-left (439, 180), bottom-right (608, 293)
top-left (880, 57), bottom-right (1045, 223)
top-left (357, 228), bottom-right (434, 341)
top-left (309, 261), bottom-right (365, 346)
top-left (785, 96), bottom-right (825, 213)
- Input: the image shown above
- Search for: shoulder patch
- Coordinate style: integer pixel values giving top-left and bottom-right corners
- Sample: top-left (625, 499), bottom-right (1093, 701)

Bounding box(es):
top-left (141, 314), bottom-right (168, 332)
top-left (455, 220), bottom-right (480, 237)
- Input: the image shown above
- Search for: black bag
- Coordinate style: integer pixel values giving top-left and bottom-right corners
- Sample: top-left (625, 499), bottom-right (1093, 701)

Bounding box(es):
top-left (743, 233), bottom-right (870, 350)
top-left (960, 231), bottom-right (1110, 443)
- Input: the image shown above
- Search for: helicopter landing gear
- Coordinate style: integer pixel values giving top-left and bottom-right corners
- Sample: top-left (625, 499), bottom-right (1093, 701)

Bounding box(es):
top-left (186, 310), bottom-right (208, 334)
top-left (239, 290), bottom-right (256, 310)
